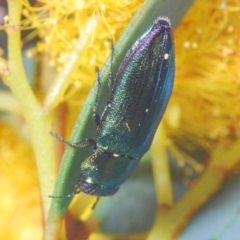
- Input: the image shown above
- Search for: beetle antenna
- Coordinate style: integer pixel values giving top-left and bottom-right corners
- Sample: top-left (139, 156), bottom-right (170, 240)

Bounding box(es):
top-left (49, 189), bottom-right (81, 199)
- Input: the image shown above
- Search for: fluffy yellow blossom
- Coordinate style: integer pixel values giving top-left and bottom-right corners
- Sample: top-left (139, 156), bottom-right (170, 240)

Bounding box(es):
top-left (167, 0), bottom-right (240, 154)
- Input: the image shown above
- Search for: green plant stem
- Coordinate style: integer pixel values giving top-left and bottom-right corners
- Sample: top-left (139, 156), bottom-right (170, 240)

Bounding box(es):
top-left (6, 0), bottom-right (57, 219)
top-left (42, 0), bottom-right (194, 238)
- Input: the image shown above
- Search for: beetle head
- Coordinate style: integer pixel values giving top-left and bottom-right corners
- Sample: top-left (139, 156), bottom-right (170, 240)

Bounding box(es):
top-left (77, 175), bottom-right (119, 196)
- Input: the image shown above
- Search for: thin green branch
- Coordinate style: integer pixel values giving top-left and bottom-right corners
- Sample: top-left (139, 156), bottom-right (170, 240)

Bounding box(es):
top-left (6, 0), bottom-right (57, 219)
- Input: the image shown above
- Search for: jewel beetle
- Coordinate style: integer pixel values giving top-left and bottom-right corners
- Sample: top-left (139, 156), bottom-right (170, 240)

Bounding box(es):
top-left (51, 17), bottom-right (174, 197)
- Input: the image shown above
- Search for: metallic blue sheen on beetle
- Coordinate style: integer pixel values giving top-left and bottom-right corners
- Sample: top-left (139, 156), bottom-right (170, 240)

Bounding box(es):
top-left (53, 17), bottom-right (174, 197)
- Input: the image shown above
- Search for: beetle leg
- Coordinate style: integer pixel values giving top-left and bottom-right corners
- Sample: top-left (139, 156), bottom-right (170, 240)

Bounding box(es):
top-left (107, 39), bottom-right (114, 89)
top-left (93, 67), bottom-right (101, 126)
top-left (93, 39), bottom-right (114, 126)
top-left (71, 138), bottom-right (96, 148)
top-left (51, 131), bottom-right (96, 148)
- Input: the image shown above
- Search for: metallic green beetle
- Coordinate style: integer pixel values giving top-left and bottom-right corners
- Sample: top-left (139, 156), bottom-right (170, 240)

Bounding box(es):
top-left (52, 17), bottom-right (174, 197)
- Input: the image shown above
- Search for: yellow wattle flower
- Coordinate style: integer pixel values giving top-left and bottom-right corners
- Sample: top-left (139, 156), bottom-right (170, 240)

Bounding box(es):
top-left (168, 0), bottom-right (240, 153)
